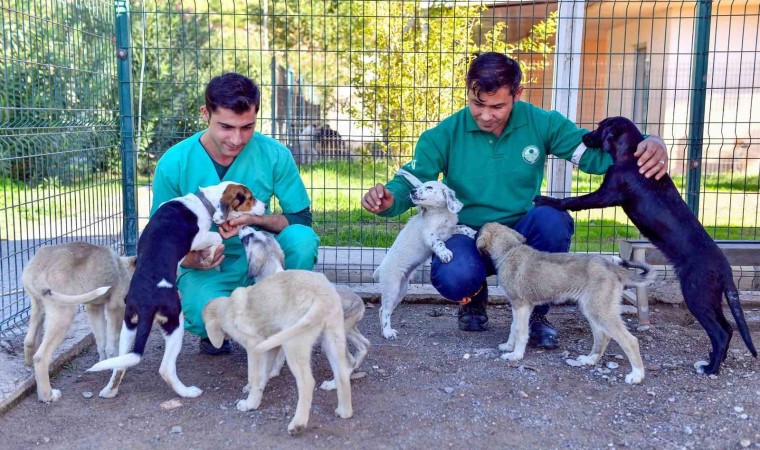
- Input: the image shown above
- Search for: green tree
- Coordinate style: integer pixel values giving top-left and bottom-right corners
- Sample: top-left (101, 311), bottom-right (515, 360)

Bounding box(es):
top-left (345, 2), bottom-right (558, 165)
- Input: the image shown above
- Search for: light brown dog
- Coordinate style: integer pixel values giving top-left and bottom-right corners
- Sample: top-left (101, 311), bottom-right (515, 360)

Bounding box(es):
top-left (476, 222), bottom-right (654, 384)
top-left (22, 242), bottom-right (136, 402)
top-left (239, 226), bottom-right (370, 390)
top-left (203, 270), bottom-right (353, 435)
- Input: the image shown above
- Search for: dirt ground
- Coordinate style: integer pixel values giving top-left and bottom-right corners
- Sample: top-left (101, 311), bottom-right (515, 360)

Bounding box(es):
top-left (1, 299), bottom-right (759, 450)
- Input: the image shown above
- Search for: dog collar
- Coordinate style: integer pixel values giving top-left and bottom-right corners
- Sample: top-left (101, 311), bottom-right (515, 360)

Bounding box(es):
top-left (195, 191), bottom-right (217, 218)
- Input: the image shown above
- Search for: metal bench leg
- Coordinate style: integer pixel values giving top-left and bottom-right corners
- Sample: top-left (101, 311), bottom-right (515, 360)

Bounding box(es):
top-left (633, 248), bottom-right (650, 327)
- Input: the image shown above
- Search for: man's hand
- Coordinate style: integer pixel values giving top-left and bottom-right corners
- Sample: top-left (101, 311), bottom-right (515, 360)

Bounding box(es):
top-left (181, 244), bottom-right (225, 270)
top-left (361, 183), bottom-right (394, 214)
top-left (218, 218), bottom-right (249, 239)
top-left (634, 136), bottom-right (669, 180)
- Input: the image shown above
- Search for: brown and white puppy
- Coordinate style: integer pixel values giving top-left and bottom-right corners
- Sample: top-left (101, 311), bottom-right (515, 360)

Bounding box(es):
top-left (239, 226), bottom-right (370, 390)
top-left (21, 242), bottom-right (136, 402)
top-left (476, 222), bottom-right (655, 384)
top-left (203, 270), bottom-right (353, 435)
top-left (87, 181), bottom-right (264, 399)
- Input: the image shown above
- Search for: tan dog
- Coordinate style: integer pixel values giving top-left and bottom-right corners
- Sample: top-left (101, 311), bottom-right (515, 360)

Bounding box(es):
top-left (21, 242), bottom-right (136, 402)
top-left (476, 222), bottom-right (654, 384)
top-left (239, 226), bottom-right (370, 390)
top-left (203, 270), bottom-right (353, 435)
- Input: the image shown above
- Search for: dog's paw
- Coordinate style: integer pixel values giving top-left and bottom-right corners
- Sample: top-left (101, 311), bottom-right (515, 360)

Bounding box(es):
top-left (287, 421), bottom-right (308, 436)
top-left (236, 399), bottom-right (260, 412)
top-left (178, 385), bottom-right (203, 398)
top-left (576, 354), bottom-right (599, 366)
top-left (438, 249), bottom-right (453, 263)
top-left (320, 379), bottom-right (337, 391)
top-left (335, 405), bottom-right (353, 419)
top-left (39, 389), bottom-right (62, 403)
top-left (625, 370), bottom-right (645, 384)
top-left (533, 195), bottom-right (560, 208)
top-left (693, 360), bottom-right (709, 374)
top-left (98, 386), bottom-right (119, 399)
top-left (382, 328), bottom-right (399, 339)
top-left (497, 342), bottom-right (515, 352)
top-left (242, 383), bottom-right (251, 393)
top-left (500, 351), bottom-right (525, 362)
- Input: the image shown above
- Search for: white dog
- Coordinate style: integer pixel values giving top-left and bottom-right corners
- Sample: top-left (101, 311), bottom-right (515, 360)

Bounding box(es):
top-left (373, 173), bottom-right (472, 339)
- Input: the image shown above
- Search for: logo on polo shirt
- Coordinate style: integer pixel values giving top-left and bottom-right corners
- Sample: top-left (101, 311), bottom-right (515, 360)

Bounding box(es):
top-left (522, 145), bottom-right (540, 164)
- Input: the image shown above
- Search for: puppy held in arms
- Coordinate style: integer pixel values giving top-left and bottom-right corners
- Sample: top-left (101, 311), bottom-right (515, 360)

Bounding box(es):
top-left (202, 271), bottom-right (353, 435)
top-left (477, 222), bottom-right (655, 384)
top-left (534, 116), bottom-right (757, 375)
top-left (373, 177), bottom-right (472, 339)
top-left (239, 226), bottom-right (370, 391)
top-left (87, 181), bottom-right (264, 398)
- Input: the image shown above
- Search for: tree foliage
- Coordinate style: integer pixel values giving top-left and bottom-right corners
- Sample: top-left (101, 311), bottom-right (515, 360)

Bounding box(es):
top-left (345, 2), bottom-right (558, 165)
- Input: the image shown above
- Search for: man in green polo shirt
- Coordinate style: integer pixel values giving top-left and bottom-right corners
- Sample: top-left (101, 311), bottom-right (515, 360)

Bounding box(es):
top-left (151, 72), bottom-right (319, 355)
top-left (362, 53), bottom-right (668, 347)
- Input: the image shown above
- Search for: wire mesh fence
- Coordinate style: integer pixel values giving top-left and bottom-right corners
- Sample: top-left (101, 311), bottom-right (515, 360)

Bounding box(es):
top-left (1, 0), bottom-right (123, 337)
top-left (1, 0), bottom-right (759, 337)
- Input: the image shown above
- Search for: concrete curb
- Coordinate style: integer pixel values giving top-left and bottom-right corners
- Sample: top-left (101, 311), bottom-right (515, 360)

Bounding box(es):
top-left (0, 312), bottom-right (94, 415)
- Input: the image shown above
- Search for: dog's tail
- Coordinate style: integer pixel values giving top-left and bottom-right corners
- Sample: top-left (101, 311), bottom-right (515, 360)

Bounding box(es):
top-left (86, 306), bottom-right (155, 372)
top-left (40, 286), bottom-right (112, 305)
top-left (723, 279), bottom-right (757, 357)
top-left (611, 257), bottom-right (657, 286)
top-left (252, 302), bottom-right (326, 354)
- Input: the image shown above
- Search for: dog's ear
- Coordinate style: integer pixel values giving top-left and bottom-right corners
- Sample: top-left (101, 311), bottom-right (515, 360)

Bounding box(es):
top-left (202, 299), bottom-right (226, 348)
top-left (444, 188), bottom-right (463, 214)
top-left (475, 224), bottom-right (491, 253)
top-left (504, 225), bottom-right (527, 244)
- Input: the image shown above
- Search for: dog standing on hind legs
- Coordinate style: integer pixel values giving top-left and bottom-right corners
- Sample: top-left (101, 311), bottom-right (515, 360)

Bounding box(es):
top-left (87, 181), bottom-right (265, 398)
top-left (22, 242), bottom-right (136, 402)
top-left (372, 178), bottom-right (472, 339)
top-left (534, 116), bottom-right (757, 375)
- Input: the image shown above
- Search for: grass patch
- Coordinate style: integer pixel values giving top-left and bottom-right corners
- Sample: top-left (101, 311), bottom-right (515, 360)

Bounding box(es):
top-left (1, 161), bottom-right (757, 248)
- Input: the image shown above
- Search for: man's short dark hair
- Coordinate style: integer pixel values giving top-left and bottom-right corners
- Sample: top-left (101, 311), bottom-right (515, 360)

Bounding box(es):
top-left (466, 52), bottom-right (522, 99)
top-left (205, 72), bottom-right (261, 114)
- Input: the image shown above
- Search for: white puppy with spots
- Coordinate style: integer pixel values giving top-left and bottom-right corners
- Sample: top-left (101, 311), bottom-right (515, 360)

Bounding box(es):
top-left (373, 171), bottom-right (472, 339)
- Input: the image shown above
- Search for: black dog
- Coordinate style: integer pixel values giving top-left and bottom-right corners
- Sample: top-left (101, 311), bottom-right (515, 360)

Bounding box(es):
top-left (534, 116), bottom-right (757, 375)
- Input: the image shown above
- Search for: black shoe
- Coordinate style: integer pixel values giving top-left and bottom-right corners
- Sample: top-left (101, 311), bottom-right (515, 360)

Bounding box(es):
top-left (458, 297), bottom-right (489, 332)
top-left (528, 312), bottom-right (559, 349)
top-left (200, 337), bottom-right (232, 355)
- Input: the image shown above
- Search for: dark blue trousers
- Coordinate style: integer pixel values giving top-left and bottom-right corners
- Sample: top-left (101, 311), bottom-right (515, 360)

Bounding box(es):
top-left (430, 206), bottom-right (574, 315)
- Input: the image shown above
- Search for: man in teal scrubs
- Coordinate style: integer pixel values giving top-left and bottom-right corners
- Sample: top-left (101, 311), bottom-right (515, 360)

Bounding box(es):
top-left (152, 72), bottom-right (319, 355)
top-left (362, 53), bottom-right (669, 347)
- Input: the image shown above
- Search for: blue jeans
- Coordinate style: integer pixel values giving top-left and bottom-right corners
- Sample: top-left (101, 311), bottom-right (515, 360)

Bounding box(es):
top-left (430, 206), bottom-right (574, 315)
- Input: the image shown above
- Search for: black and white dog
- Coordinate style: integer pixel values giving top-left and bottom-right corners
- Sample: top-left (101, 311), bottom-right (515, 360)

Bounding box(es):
top-left (534, 117), bottom-right (757, 375)
top-left (88, 181), bottom-right (265, 398)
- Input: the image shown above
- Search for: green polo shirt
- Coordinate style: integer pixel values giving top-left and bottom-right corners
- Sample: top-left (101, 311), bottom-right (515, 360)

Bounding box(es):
top-left (151, 131), bottom-right (311, 257)
top-left (380, 101), bottom-right (613, 228)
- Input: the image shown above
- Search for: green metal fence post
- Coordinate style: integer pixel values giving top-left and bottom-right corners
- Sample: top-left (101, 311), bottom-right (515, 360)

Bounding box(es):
top-left (115, 0), bottom-right (138, 255)
top-left (271, 55), bottom-right (277, 137)
top-left (686, 0), bottom-right (712, 215)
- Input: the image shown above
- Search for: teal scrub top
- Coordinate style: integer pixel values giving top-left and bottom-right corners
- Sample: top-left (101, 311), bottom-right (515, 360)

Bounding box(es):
top-left (151, 131), bottom-right (311, 257)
